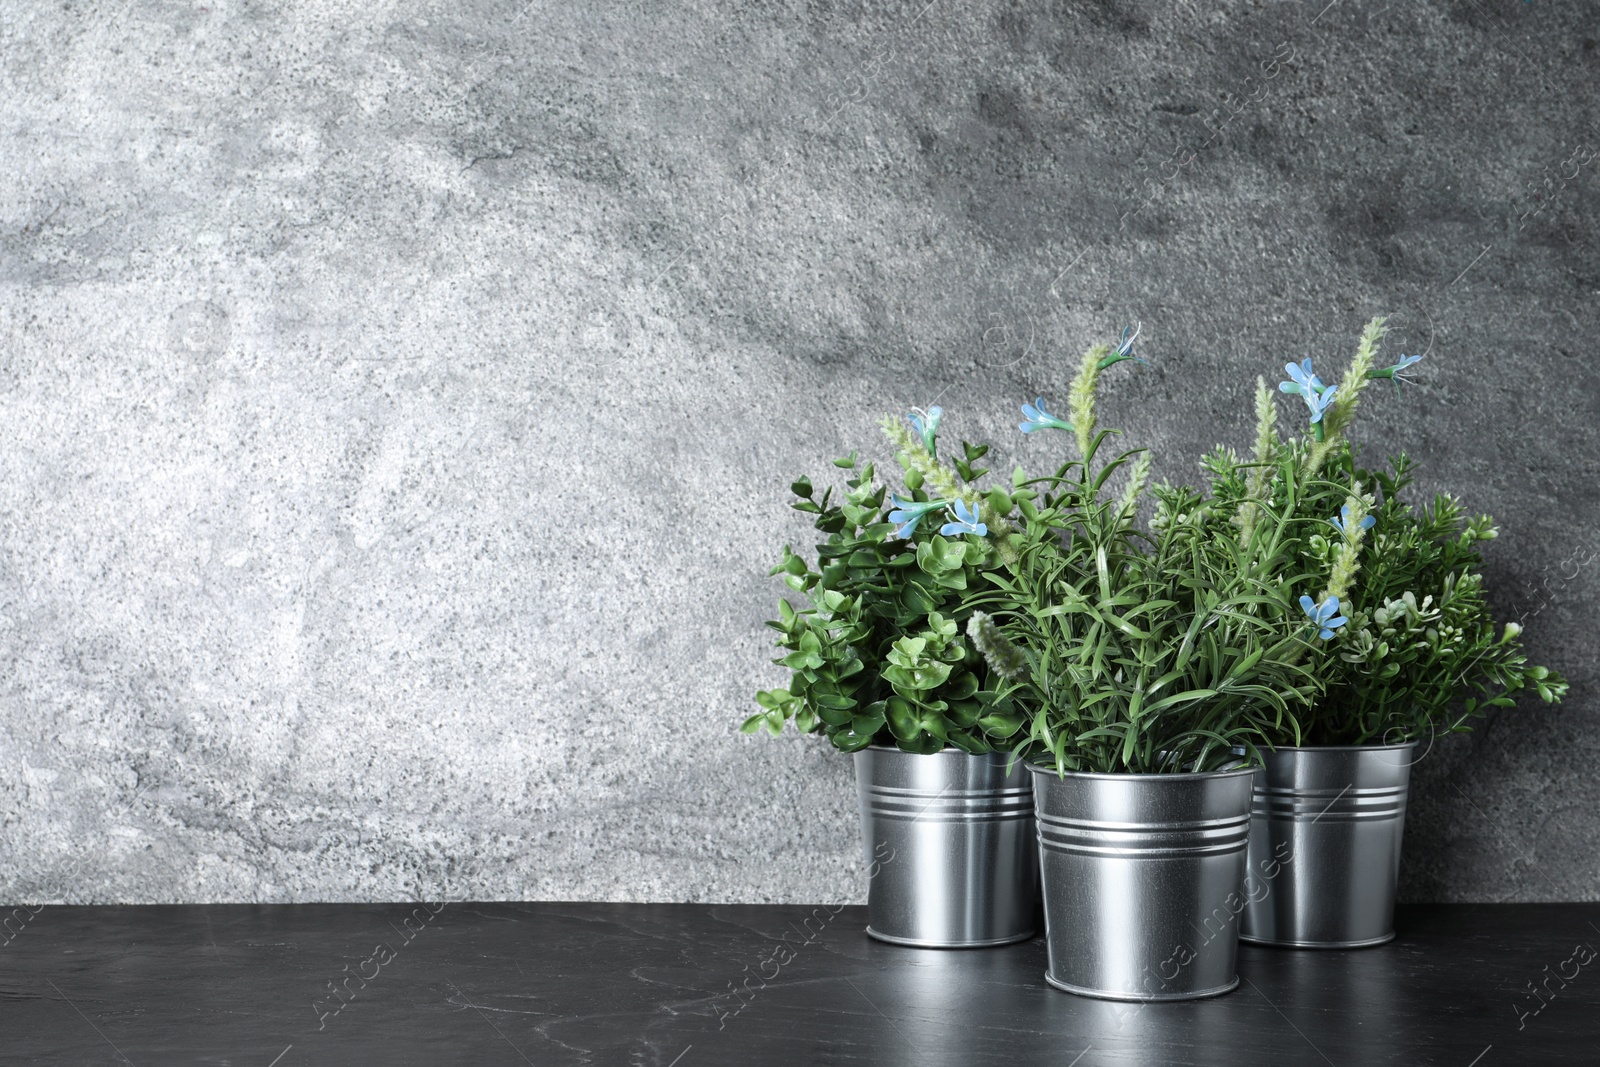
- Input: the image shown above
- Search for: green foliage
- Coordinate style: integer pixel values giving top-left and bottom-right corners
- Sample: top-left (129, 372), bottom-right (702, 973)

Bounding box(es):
top-left (965, 423), bottom-right (1322, 775)
top-left (751, 317), bottom-right (1567, 769)
top-left (1309, 456), bottom-right (1563, 742)
top-left (746, 440), bottom-right (1022, 754)
top-left (1201, 319), bottom-right (1567, 745)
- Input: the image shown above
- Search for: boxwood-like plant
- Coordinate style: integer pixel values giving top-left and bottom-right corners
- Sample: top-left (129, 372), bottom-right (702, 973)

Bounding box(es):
top-left (747, 417), bottom-right (1028, 753)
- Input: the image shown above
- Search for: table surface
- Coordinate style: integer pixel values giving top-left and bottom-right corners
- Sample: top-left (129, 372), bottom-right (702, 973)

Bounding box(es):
top-left (2, 901), bottom-right (1598, 1065)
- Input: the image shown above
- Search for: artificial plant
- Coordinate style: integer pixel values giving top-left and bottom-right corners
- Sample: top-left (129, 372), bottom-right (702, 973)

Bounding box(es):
top-left (964, 330), bottom-right (1326, 774)
top-left (1198, 315), bottom-right (1567, 746)
top-left (746, 411), bottom-right (1027, 753)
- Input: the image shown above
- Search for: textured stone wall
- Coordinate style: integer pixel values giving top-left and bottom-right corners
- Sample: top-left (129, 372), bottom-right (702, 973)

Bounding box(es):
top-left (1, 0), bottom-right (1595, 904)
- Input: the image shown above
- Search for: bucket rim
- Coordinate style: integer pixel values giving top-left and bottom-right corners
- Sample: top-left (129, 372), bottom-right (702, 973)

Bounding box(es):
top-left (1026, 764), bottom-right (1258, 783)
top-left (1256, 741), bottom-right (1421, 753)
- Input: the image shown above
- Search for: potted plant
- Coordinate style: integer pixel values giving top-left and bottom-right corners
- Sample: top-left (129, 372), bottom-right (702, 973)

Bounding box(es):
top-left (1200, 316), bottom-right (1568, 947)
top-left (963, 332), bottom-right (1324, 1000)
top-left (745, 414), bottom-right (1038, 947)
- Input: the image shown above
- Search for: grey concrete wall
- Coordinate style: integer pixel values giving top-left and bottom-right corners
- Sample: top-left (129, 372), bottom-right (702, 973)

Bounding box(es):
top-left (0, 0), bottom-right (1595, 905)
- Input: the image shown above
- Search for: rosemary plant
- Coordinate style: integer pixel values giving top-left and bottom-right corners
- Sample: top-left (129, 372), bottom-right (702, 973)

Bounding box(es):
top-left (964, 334), bottom-right (1325, 775)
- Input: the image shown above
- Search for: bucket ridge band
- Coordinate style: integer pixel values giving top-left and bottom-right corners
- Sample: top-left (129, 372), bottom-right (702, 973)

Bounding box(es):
top-left (1036, 812), bottom-right (1249, 857)
top-left (1251, 784), bottom-right (1408, 820)
top-left (862, 785), bottom-right (1033, 800)
top-left (1034, 811), bottom-right (1251, 833)
top-left (866, 800), bottom-right (1036, 822)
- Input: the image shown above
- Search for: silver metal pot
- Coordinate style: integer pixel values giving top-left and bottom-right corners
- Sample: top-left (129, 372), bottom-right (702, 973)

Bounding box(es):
top-left (1239, 743), bottom-right (1417, 948)
top-left (853, 745), bottom-right (1037, 948)
top-left (1031, 765), bottom-right (1255, 1001)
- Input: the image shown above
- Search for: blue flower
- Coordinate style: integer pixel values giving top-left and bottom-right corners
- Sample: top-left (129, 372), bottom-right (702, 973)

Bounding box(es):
top-left (1330, 504), bottom-right (1376, 535)
top-left (887, 494), bottom-right (948, 539)
top-left (1303, 383), bottom-right (1338, 424)
top-left (1278, 359), bottom-right (1325, 399)
top-left (908, 406), bottom-right (943, 456)
top-left (1299, 594), bottom-right (1348, 641)
top-left (1368, 353), bottom-right (1423, 395)
top-left (1019, 397), bottom-right (1073, 434)
top-left (1098, 322), bottom-right (1145, 369)
top-left (1280, 358), bottom-right (1338, 422)
top-left (939, 499), bottom-right (988, 538)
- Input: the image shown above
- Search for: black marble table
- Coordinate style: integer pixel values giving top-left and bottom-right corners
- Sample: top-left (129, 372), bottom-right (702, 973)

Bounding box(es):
top-left (2, 901), bottom-right (1597, 1065)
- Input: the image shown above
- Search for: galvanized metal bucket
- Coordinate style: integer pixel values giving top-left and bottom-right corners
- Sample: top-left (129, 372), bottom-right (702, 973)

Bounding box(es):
top-left (853, 746), bottom-right (1038, 948)
top-left (1240, 743), bottom-right (1417, 948)
top-left (1031, 765), bottom-right (1255, 1000)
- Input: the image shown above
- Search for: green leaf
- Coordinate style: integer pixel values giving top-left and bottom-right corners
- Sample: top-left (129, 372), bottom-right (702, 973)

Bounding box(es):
top-left (1101, 612), bottom-right (1150, 640)
top-left (780, 648), bottom-right (824, 670)
top-left (1145, 689), bottom-right (1220, 715)
top-left (896, 635), bottom-right (928, 658)
top-left (883, 661), bottom-right (953, 692)
top-left (853, 704), bottom-right (887, 737)
top-left (977, 712), bottom-right (1025, 738)
top-left (833, 730), bottom-right (875, 752)
top-left (945, 672), bottom-right (980, 700)
top-left (899, 582), bottom-right (938, 615)
top-left (1223, 647), bottom-right (1263, 682)
top-left (945, 699), bottom-right (982, 727)
top-left (884, 697), bottom-right (920, 741)
top-left (816, 703), bottom-right (854, 726)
